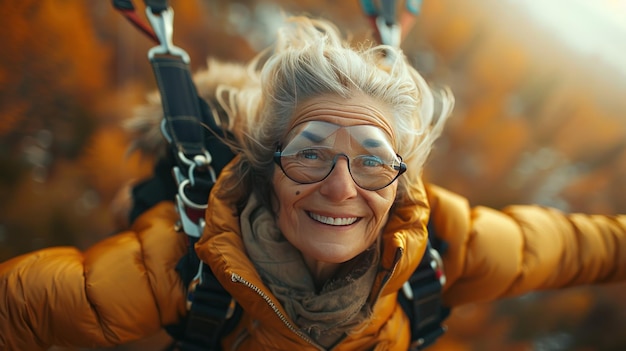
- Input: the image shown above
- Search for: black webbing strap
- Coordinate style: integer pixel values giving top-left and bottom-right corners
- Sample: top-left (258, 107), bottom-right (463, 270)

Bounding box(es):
top-left (178, 267), bottom-right (242, 351)
top-left (145, 17), bottom-right (238, 351)
top-left (165, 236), bottom-right (242, 351)
top-left (397, 220), bottom-right (450, 350)
top-left (150, 55), bottom-right (206, 157)
top-left (144, 0), bottom-right (168, 13)
top-left (128, 96), bottom-right (235, 224)
top-left (398, 246), bottom-right (450, 350)
top-left (111, 3), bottom-right (240, 350)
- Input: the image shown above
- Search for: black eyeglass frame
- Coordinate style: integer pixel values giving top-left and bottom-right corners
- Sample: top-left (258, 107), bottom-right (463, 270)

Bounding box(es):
top-left (273, 146), bottom-right (407, 191)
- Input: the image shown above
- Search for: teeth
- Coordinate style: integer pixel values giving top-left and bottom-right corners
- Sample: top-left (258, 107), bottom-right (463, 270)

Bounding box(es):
top-left (309, 212), bottom-right (358, 226)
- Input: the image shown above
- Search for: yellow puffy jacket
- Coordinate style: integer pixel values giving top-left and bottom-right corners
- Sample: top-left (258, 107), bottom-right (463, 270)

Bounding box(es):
top-left (1, 161), bottom-right (626, 350)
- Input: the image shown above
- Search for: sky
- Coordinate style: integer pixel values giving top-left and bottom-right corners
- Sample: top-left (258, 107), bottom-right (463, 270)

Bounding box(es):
top-left (510, 0), bottom-right (626, 79)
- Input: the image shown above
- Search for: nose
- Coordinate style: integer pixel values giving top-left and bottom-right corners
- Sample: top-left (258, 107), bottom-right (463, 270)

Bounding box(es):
top-left (319, 157), bottom-right (358, 200)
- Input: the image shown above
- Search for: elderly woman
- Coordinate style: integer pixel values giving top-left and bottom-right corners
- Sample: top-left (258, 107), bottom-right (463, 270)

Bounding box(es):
top-left (1, 16), bottom-right (626, 351)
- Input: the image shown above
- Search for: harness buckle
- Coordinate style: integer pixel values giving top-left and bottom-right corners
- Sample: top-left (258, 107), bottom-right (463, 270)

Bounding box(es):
top-left (145, 6), bottom-right (190, 63)
top-left (173, 166), bottom-right (209, 238)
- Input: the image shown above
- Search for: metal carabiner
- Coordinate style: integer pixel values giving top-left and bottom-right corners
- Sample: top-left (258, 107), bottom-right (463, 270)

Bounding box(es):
top-left (360, 0), bottom-right (423, 48)
top-left (173, 166), bottom-right (207, 238)
top-left (376, 16), bottom-right (402, 48)
top-left (176, 149), bottom-right (216, 187)
top-left (145, 6), bottom-right (190, 63)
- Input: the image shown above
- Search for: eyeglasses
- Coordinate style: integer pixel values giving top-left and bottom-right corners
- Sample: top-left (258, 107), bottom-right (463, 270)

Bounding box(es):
top-left (273, 121), bottom-right (407, 190)
top-left (273, 146), bottom-right (407, 191)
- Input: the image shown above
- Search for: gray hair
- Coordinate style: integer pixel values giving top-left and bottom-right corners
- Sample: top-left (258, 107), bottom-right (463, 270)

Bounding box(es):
top-left (218, 16), bottom-right (454, 207)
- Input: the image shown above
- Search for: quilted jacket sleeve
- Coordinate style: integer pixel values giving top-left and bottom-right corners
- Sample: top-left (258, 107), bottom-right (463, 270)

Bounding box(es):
top-left (425, 184), bottom-right (626, 307)
top-left (0, 201), bottom-right (188, 351)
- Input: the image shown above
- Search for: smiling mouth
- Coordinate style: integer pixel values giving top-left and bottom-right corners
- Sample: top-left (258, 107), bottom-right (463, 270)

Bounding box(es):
top-left (307, 211), bottom-right (359, 226)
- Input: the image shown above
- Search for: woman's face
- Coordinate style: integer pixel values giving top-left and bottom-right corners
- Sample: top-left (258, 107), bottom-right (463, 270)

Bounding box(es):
top-left (272, 94), bottom-right (399, 266)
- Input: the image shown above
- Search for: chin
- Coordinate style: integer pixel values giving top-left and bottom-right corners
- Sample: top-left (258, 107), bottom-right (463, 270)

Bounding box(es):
top-left (308, 246), bottom-right (361, 264)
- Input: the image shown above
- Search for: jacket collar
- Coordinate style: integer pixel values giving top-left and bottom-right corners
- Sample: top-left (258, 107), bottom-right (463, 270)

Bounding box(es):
top-left (195, 157), bottom-right (430, 321)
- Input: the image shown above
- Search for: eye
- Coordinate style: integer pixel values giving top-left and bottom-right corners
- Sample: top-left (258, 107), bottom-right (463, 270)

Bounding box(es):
top-left (359, 155), bottom-right (384, 168)
top-left (297, 149), bottom-right (321, 160)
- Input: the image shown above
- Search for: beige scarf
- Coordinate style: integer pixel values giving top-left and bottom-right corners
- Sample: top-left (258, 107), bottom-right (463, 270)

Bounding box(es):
top-left (240, 195), bottom-right (380, 347)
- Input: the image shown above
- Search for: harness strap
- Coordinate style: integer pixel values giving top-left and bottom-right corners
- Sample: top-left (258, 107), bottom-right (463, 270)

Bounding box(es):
top-left (151, 56), bottom-right (205, 156)
top-left (164, 234), bottom-right (241, 351)
top-left (150, 54), bottom-right (218, 239)
top-left (144, 0), bottom-right (168, 13)
top-left (177, 265), bottom-right (241, 351)
top-left (134, 5), bottom-right (239, 350)
top-left (399, 246), bottom-right (450, 350)
top-left (144, 5), bottom-right (221, 238)
top-left (398, 220), bottom-right (450, 350)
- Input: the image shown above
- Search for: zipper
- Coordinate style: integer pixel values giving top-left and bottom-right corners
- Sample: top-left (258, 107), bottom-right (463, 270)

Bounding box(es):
top-left (230, 248), bottom-right (403, 351)
top-left (231, 272), bottom-right (326, 351)
top-left (372, 248), bottom-right (403, 304)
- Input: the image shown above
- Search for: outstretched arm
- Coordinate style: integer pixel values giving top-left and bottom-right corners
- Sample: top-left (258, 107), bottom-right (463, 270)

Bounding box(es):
top-left (426, 184), bottom-right (626, 307)
top-left (0, 202), bottom-right (187, 351)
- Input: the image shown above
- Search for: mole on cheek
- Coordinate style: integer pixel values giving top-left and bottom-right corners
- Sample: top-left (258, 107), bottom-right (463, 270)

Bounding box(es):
top-left (295, 191), bottom-right (300, 196)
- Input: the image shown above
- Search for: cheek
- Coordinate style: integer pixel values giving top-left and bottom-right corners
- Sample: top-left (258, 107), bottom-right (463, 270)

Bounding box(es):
top-left (370, 185), bottom-right (397, 219)
top-left (271, 171), bottom-right (304, 217)
top-left (272, 171), bottom-right (288, 198)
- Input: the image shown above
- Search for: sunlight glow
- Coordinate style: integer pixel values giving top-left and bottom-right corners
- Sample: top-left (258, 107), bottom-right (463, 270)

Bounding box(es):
top-left (509, 0), bottom-right (626, 78)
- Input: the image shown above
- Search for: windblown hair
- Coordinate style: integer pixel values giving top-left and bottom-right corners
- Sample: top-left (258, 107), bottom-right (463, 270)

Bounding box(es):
top-left (127, 15), bottom-right (454, 210)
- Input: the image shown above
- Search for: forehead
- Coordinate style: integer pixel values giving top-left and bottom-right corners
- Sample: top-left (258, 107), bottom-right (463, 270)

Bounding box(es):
top-left (288, 94), bottom-right (395, 141)
top-left (282, 121), bottom-right (399, 161)
top-left (285, 121), bottom-right (392, 148)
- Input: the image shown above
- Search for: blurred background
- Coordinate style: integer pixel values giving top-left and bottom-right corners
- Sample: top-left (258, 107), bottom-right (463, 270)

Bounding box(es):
top-left (2, 0), bottom-right (626, 350)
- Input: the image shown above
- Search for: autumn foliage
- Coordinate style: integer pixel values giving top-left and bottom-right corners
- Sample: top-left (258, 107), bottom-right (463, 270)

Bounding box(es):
top-left (1, 1), bottom-right (626, 350)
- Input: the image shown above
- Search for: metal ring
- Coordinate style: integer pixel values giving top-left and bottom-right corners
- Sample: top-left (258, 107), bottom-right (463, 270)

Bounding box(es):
top-left (177, 179), bottom-right (208, 210)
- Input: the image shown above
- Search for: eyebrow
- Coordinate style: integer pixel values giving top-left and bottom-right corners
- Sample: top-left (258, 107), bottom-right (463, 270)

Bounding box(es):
top-left (301, 130), bottom-right (383, 148)
top-left (301, 130), bottom-right (325, 143)
top-left (300, 129), bottom-right (387, 149)
top-left (362, 138), bottom-right (383, 148)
